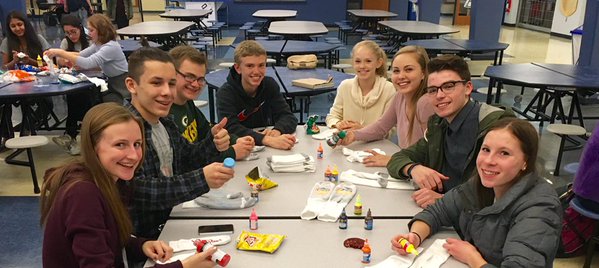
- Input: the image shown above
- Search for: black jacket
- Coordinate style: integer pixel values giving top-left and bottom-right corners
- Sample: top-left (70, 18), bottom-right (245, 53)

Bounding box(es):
top-left (216, 68), bottom-right (298, 145)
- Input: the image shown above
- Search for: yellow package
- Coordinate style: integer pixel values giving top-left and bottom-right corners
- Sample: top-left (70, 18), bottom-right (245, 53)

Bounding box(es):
top-left (236, 230), bottom-right (286, 253)
top-left (245, 166), bottom-right (278, 190)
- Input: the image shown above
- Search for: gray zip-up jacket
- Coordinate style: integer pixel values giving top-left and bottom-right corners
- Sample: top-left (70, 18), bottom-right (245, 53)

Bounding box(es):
top-left (410, 173), bottom-right (562, 267)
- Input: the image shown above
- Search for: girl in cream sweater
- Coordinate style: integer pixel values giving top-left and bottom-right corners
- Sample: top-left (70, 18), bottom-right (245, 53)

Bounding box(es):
top-left (325, 40), bottom-right (396, 130)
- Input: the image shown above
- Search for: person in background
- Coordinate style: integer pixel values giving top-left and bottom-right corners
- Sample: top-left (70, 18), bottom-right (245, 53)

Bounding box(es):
top-left (338, 46), bottom-right (434, 167)
top-left (41, 103), bottom-right (217, 268)
top-left (325, 40), bottom-right (395, 131)
top-left (1, 11), bottom-right (50, 69)
top-left (0, 11), bottom-right (51, 152)
top-left (45, 14), bottom-right (129, 104)
top-left (216, 40), bottom-right (298, 150)
top-left (168, 45), bottom-right (254, 160)
top-left (52, 14), bottom-right (95, 156)
top-left (386, 55), bottom-right (514, 208)
top-left (63, 0), bottom-right (93, 26)
top-left (391, 118), bottom-right (562, 267)
top-left (107, 0), bottom-right (133, 28)
top-left (120, 47), bottom-right (233, 239)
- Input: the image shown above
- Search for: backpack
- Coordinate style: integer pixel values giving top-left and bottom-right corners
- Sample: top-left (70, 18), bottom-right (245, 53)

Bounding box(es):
top-left (557, 201), bottom-right (597, 257)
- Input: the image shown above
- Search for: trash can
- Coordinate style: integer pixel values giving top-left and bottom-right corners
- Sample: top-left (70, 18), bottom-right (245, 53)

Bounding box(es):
top-left (571, 25), bottom-right (583, 65)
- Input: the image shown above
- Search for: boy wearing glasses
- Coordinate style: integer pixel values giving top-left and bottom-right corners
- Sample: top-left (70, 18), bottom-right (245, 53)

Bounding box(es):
top-left (168, 45), bottom-right (254, 160)
top-left (121, 47), bottom-right (234, 239)
top-left (387, 55), bottom-right (514, 208)
top-left (216, 40), bottom-right (298, 150)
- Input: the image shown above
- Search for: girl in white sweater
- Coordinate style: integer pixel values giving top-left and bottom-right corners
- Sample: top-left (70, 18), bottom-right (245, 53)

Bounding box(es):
top-left (325, 40), bottom-right (395, 130)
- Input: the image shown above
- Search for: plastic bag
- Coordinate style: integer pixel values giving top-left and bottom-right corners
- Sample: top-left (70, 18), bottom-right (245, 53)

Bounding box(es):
top-left (236, 231), bottom-right (286, 253)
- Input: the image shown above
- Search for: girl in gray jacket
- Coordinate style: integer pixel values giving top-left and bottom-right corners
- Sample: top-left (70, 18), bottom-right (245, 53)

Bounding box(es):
top-left (391, 118), bottom-right (562, 267)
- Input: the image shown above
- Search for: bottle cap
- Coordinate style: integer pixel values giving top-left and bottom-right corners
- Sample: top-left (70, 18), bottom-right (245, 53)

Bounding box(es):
top-left (355, 194), bottom-right (362, 205)
top-left (223, 157), bottom-right (236, 168)
top-left (338, 130), bottom-right (347, 138)
top-left (250, 208), bottom-right (258, 220)
top-left (218, 254), bottom-right (231, 266)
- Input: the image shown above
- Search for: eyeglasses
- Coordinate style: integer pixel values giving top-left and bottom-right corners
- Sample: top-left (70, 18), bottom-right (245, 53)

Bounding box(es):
top-left (425, 80), bottom-right (467, 95)
top-left (237, 101), bottom-right (265, 122)
top-left (177, 70), bottom-right (206, 85)
top-left (65, 29), bottom-right (79, 37)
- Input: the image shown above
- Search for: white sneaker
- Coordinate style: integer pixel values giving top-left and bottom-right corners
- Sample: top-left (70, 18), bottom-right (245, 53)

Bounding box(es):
top-left (68, 140), bottom-right (80, 156)
top-left (52, 135), bottom-right (72, 152)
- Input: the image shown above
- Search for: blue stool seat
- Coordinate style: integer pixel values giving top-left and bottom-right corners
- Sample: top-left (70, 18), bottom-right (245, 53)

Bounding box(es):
top-left (570, 197), bottom-right (599, 268)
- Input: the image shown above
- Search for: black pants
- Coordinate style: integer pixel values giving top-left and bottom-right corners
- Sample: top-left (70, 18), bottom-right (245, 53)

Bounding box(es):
top-left (65, 90), bottom-right (98, 138)
top-left (0, 100), bottom-right (15, 139)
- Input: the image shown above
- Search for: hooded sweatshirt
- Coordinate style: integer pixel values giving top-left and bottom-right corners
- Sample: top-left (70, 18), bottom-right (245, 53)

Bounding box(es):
top-left (216, 67), bottom-right (298, 145)
top-left (325, 75), bottom-right (396, 128)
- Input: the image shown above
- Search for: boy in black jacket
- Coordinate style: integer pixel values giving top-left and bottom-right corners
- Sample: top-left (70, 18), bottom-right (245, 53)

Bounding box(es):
top-left (216, 40), bottom-right (298, 150)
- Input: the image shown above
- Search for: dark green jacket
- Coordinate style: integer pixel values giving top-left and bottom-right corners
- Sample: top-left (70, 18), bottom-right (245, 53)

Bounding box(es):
top-left (387, 102), bottom-right (515, 190)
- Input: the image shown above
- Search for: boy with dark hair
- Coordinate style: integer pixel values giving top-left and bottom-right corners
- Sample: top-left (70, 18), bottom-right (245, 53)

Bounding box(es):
top-left (216, 40), bottom-right (298, 150)
top-left (168, 45), bottom-right (254, 160)
top-left (387, 55), bottom-right (515, 208)
top-left (121, 47), bottom-right (234, 239)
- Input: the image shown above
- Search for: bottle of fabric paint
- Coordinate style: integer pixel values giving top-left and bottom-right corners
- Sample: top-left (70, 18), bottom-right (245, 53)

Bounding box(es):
top-left (338, 208), bottom-right (348, 229)
top-left (326, 130), bottom-right (346, 147)
top-left (364, 209), bottom-right (373, 230)
top-left (361, 239), bottom-right (372, 263)
top-left (249, 208), bottom-right (258, 230)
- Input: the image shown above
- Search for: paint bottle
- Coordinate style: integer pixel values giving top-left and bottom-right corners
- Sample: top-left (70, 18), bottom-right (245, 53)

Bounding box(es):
top-left (364, 209), bottom-right (373, 230)
top-left (397, 238), bottom-right (419, 256)
top-left (250, 185), bottom-right (259, 201)
top-left (249, 208), bottom-right (258, 230)
top-left (324, 165), bottom-right (332, 181)
top-left (354, 194), bottom-right (363, 215)
top-left (36, 55), bottom-right (43, 68)
top-left (223, 157), bottom-right (236, 169)
top-left (326, 130), bottom-right (347, 147)
top-left (331, 165), bottom-right (339, 183)
top-left (317, 143), bottom-right (324, 159)
top-left (338, 208), bottom-right (348, 229)
top-left (361, 239), bottom-right (372, 264)
top-left (195, 240), bottom-right (231, 267)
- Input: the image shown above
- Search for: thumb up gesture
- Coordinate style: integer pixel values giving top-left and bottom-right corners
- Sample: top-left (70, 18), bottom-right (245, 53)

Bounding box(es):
top-left (211, 117), bottom-right (230, 152)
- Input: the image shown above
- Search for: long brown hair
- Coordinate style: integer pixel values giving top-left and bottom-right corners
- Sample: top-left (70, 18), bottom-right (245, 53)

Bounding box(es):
top-left (393, 46), bottom-right (430, 142)
top-left (40, 103), bottom-right (145, 245)
top-left (87, 14), bottom-right (116, 44)
top-left (471, 118), bottom-right (539, 208)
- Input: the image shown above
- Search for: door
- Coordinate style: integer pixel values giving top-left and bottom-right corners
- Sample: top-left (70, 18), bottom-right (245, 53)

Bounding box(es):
top-left (363, 0), bottom-right (389, 10)
top-left (454, 0), bottom-right (471, 25)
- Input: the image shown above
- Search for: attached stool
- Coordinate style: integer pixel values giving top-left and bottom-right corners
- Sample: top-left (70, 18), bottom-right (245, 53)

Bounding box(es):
top-left (193, 100), bottom-right (208, 108)
top-left (218, 62), bottom-right (234, 69)
top-left (4, 135), bottom-right (49, 194)
top-left (569, 197), bottom-right (599, 268)
top-left (331, 63), bottom-right (352, 73)
top-left (475, 87), bottom-right (507, 96)
top-left (547, 123), bottom-right (587, 176)
top-left (266, 58), bottom-right (276, 66)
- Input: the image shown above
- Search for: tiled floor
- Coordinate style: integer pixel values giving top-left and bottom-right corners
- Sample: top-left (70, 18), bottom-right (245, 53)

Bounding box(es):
top-left (1, 9), bottom-right (598, 267)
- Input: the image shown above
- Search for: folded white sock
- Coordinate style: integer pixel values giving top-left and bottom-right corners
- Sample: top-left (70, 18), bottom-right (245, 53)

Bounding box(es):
top-left (340, 170), bottom-right (415, 190)
top-left (169, 235), bottom-right (232, 252)
top-left (366, 247), bottom-right (424, 268)
top-left (268, 154), bottom-right (315, 173)
top-left (311, 128), bottom-right (337, 140)
top-left (193, 189), bottom-right (258, 209)
top-left (317, 182), bottom-right (357, 222)
top-left (270, 153), bottom-right (308, 165)
top-left (342, 148), bottom-right (386, 163)
top-left (301, 181), bottom-right (336, 220)
top-left (411, 239), bottom-right (451, 268)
